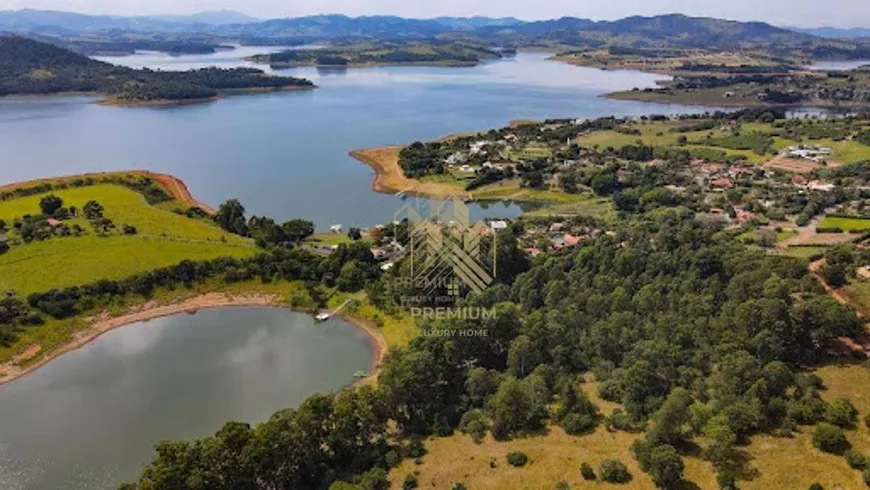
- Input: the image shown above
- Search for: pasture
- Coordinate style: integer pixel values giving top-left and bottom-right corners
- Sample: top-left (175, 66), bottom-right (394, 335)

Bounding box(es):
top-left (0, 183), bottom-right (256, 295)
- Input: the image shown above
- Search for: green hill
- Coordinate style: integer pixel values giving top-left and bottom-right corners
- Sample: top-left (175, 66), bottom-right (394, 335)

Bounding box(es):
top-left (0, 35), bottom-right (314, 103)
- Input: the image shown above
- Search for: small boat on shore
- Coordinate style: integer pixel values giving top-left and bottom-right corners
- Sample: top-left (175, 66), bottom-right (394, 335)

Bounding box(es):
top-left (353, 370), bottom-right (368, 378)
top-left (315, 312), bottom-right (330, 322)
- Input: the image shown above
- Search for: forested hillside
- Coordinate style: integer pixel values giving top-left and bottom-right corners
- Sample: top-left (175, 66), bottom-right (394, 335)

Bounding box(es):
top-left (0, 36), bottom-right (313, 102)
top-left (123, 210), bottom-right (862, 489)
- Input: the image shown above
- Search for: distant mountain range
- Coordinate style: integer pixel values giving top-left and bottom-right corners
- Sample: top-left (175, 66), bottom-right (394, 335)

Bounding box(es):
top-left (0, 9), bottom-right (867, 57)
top-left (0, 9), bottom-right (257, 34)
top-left (789, 26), bottom-right (870, 40)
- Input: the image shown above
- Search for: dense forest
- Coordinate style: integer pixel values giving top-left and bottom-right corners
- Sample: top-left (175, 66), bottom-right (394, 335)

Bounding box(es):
top-left (0, 36), bottom-right (313, 102)
top-left (117, 208), bottom-right (864, 489)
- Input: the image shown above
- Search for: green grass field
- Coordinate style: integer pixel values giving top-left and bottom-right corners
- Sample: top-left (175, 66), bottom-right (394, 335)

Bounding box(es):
top-left (0, 184), bottom-right (256, 295)
top-left (576, 120), bottom-right (870, 165)
top-left (0, 184), bottom-right (248, 244)
top-left (820, 216), bottom-right (870, 232)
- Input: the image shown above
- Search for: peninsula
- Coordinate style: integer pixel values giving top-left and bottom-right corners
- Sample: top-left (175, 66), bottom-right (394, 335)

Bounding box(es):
top-left (0, 35), bottom-right (315, 106)
top-left (246, 41), bottom-right (505, 68)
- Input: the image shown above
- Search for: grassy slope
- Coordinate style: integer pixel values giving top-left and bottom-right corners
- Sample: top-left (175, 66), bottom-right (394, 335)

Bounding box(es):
top-left (577, 121), bottom-right (870, 164)
top-left (820, 216), bottom-right (870, 231)
top-left (0, 184), bottom-right (255, 295)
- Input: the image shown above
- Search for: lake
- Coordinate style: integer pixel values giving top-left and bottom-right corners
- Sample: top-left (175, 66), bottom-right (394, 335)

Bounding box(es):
top-left (0, 307), bottom-right (373, 489)
top-left (0, 49), bottom-right (711, 230)
top-left (0, 48), bottom-right (714, 489)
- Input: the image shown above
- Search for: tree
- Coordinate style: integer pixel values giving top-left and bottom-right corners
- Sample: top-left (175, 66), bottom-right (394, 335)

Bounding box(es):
top-left (812, 423), bottom-right (850, 454)
top-left (39, 194), bottom-right (63, 215)
top-left (283, 219), bottom-right (315, 244)
top-left (489, 377), bottom-right (547, 439)
top-left (83, 200), bottom-right (104, 220)
top-left (826, 398), bottom-right (858, 428)
top-left (647, 444), bottom-right (684, 489)
top-left (348, 227), bottom-right (363, 241)
top-left (600, 459), bottom-right (631, 484)
top-left (581, 462), bottom-right (596, 480)
top-left (506, 451), bottom-right (529, 467)
top-left (215, 199), bottom-right (249, 236)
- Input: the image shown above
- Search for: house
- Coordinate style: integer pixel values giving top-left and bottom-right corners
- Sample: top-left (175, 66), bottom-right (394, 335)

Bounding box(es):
top-left (548, 222), bottom-right (565, 233)
top-left (445, 151), bottom-right (467, 165)
top-left (710, 178), bottom-right (734, 189)
top-left (489, 220), bottom-right (509, 231)
top-left (329, 224), bottom-right (343, 233)
top-left (469, 141), bottom-right (488, 154)
top-left (563, 234), bottom-right (582, 247)
top-left (792, 175), bottom-right (808, 186)
top-left (808, 180), bottom-right (835, 192)
top-left (370, 249), bottom-right (389, 261)
top-left (736, 210), bottom-right (755, 223)
top-left (380, 262), bottom-right (395, 272)
top-left (524, 247), bottom-right (542, 257)
top-left (46, 218), bottom-right (64, 227)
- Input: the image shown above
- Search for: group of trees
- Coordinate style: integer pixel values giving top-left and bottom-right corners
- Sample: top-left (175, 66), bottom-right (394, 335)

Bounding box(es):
top-left (214, 199), bottom-right (316, 248)
top-left (123, 209), bottom-right (863, 489)
top-left (0, 36), bottom-right (313, 102)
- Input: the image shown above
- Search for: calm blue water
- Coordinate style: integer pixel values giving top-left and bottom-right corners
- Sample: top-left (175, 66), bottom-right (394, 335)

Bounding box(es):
top-left (0, 308), bottom-right (373, 489)
top-left (0, 50), bottom-right (709, 230)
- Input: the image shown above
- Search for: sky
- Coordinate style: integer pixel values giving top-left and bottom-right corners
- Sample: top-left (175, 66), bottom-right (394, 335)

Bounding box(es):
top-left (3, 0), bottom-right (870, 28)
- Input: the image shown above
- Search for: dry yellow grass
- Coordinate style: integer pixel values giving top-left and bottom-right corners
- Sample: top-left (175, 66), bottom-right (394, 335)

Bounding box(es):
top-left (387, 367), bottom-right (870, 489)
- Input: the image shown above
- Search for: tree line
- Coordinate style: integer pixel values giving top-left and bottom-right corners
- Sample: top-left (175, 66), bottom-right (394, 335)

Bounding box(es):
top-left (123, 209), bottom-right (862, 489)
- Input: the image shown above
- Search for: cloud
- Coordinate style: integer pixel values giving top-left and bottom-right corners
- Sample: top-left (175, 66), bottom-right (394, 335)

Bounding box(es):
top-left (4, 0), bottom-right (869, 27)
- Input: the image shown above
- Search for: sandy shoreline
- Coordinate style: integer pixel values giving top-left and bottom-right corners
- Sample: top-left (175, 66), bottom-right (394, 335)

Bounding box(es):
top-left (0, 170), bottom-right (216, 215)
top-left (0, 292), bottom-right (387, 387)
top-left (350, 147), bottom-right (472, 199)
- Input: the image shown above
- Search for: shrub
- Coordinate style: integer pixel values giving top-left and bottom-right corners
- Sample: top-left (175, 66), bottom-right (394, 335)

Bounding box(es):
top-left (846, 449), bottom-right (869, 470)
top-left (402, 473), bottom-right (418, 490)
top-left (507, 451), bottom-right (529, 467)
top-left (358, 468), bottom-right (389, 490)
top-left (384, 450), bottom-right (401, 468)
top-left (826, 398), bottom-right (858, 428)
top-left (560, 413), bottom-right (597, 435)
top-left (808, 484), bottom-right (823, 490)
top-left (812, 423), bottom-right (850, 454)
top-left (407, 437), bottom-right (426, 458)
top-left (864, 414), bottom-right (870, 429)
top-left (555, 482), bottom-right (569, 490)
top-left (600, 459), bottom-right (631, 484)
top-left (864, 469), bottom-right (870, 487)
top-left (581, 462), bottom-right (596, 480)
top-left (452, 484), bottom-right (467, 490)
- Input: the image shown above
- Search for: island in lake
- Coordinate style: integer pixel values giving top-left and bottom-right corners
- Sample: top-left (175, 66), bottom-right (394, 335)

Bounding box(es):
top-left (246, 41), bottom-right (507, 68)
top-left (0, 35), bottom-right (315, 105)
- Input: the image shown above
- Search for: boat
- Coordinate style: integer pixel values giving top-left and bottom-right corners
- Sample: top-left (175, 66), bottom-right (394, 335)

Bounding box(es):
top-left (315, 312), bottom-right (330, 322)
top-left (353, 370), bottom-right (368, 379)
top-left (396, 191), bottom-right (407, 200)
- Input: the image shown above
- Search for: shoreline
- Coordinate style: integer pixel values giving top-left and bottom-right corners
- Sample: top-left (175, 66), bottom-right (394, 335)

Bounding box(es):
top-left (0, 293), bottom-right (387, 388)
top-left (100, 85), bottom-right (316, 107)
top-left (1, 85), bottom-right (316, 109)
top-left (350, 147), bottom-right (471, 199)
top-left (0, 170), bottom-right (216, 215)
